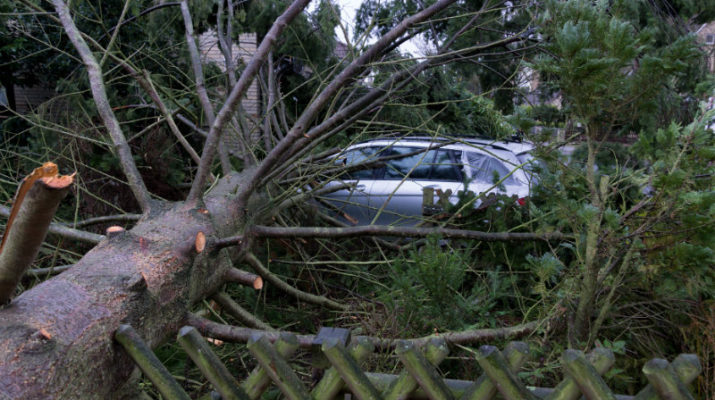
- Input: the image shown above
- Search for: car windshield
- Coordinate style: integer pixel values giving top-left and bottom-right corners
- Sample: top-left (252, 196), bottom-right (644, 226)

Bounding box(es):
top-left (465, 151), bottom-right (518, 185)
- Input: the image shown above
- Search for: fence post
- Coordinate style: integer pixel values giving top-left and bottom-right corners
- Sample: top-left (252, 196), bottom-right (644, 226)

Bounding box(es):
top-left (313, 337), bottom-right (374, 400)
top-left (475, 345), bottom-right (539, 400)
top-left (395, 340), bottom-right (454, 400)
top-left (546, 347), bottom-right (614, 400)
top-left (246, 334), bottom-right (311, 400)
top-left (463, 341), bottom-right (530, 400)
top-left (115, 325), bottom-right (192, 400)
top-left (177, 326), bottom-right (250, 400)
top-left (641, 359), bottom-right (695, 400)
top-left (242, 333), bottom-right (300, 399)
top-left (322, 338), bottom-right (382, 400)
top-left (386, 338), bottom-right (450, 400)
top-left (561, 350), bottom-right (616, 400)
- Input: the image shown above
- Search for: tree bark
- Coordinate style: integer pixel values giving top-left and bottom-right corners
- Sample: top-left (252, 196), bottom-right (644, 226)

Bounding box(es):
top-left (0, 172), bottom-right (249, 399)
top-left (0, 165), bottom-right (73, 304)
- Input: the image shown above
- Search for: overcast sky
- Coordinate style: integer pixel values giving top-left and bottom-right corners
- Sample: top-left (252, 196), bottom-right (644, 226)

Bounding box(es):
top-left (314, 0), bottom-right (424, 55)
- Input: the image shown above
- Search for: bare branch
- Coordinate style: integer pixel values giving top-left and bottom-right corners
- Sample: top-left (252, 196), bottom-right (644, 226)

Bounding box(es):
top-left (211, 292), bottom-right (273, 330)
top-left (24, 264), bottom-right (73, 279)
top-left (63, 213), bottom-right (141, 228)
top-left (251, 225), bottom-right (569, 242)
top-left (115, 60), bottom-right (202, 165)
top-left (51, 0), bottom-right (152, 211)
top-left (186, 314), bottom-right (541, 349)
top-left (188, 0), bottom-right (312, 202)
top-left (245, 252), bottom-right (348, 311)
top-left (1, 206), bottom-right (104, 245)
top-left (179, 0), bottom-right (231, 174)
top-left (46, 223), bottom-right (105, 244)
top-left (224, 268), bottom-right (263, 290)
top-left (236, 0), bottom-right (457, 208)
top-left (176, 113), bottom-right (208, 137)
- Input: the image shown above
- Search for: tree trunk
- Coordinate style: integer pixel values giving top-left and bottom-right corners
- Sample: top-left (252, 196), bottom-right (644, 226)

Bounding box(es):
top-left (0, 172), bottom-right (249, 399)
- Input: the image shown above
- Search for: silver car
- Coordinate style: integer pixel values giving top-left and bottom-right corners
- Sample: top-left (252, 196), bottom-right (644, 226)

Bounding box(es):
top-left (320, 137), bottom-right (534, 226)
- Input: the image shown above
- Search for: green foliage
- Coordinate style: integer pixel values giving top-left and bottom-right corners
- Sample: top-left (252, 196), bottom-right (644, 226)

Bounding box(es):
top-left (533, 0), bottom-right (704, 135)
top-left (381, 235), bottom-right (498, 333)
top-left (354, 0), bottom-right (534, 113)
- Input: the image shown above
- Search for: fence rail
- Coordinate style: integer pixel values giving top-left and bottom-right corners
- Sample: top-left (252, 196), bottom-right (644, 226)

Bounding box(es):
top-left (115, 325), bottom-right (701, 400)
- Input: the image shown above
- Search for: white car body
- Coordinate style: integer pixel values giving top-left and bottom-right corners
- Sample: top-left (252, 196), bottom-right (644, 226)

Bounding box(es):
top-left (321, 137), bottom-right (534, 226)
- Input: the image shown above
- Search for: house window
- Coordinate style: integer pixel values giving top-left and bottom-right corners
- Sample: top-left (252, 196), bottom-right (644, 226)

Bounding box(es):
top-left (706, 34), bottom-right (715, 45)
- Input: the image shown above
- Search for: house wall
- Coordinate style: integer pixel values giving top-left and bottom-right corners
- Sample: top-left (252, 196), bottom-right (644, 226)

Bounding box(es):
top-left (695, 22), bottom-right (715, 73)
top-left (198, 31), bottom-right (260, 116)
top-left (14, 86), bottom-right (55, 114)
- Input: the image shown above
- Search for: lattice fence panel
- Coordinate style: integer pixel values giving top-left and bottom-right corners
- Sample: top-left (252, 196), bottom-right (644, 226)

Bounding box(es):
top-left (115, 325), bottom-right (702, 400)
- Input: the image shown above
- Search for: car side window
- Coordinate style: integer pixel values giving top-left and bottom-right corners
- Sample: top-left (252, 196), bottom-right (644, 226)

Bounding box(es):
top-left (465, 151), bottom-right (517, 185)
top-left (431, 150), bottom-right (462, 181)
top-left (382, 147), bottom-right (434, 179)
top-left (341, 147), bottom-right (381, 179)
top-left (379, 147), bottom-right (463, 181)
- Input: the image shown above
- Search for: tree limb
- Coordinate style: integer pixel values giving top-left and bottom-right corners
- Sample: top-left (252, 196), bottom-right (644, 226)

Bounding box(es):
top-left (0, 166), bottom-right (73, 304)
top-left (251, 225), bottom-right (569, 242)
top-left (188, 0), bottom-right (312, 201)
top-left (185, 314), bottom-right (540, 350)
top-left (179, 0), bottom-right (231, 174)
top-left (224, 267), bottom-right (263, 290)
top-left (51, 0), bottom-right (152, 212)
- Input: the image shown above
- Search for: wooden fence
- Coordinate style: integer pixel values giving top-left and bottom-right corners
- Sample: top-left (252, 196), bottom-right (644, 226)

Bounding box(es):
top-left (115, 325), bottom-right (702, 400)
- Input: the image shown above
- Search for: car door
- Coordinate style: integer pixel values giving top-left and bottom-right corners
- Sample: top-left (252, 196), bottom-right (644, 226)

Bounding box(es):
top-left (320, 146), bottom-right (379, 225)
top-left (369, 146), bottom-right (465, 225)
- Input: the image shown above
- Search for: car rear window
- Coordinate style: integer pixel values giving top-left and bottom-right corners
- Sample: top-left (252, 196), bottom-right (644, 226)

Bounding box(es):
top-left (465, 151), bottom-right (517, 185)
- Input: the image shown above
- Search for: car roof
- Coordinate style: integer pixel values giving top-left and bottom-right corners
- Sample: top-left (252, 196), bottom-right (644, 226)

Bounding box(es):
top-left (352, 135), bottom-right (535, 154)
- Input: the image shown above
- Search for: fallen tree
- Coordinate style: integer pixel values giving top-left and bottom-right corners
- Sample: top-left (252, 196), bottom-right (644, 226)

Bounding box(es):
top-left (0, 1), bottom-right (551, 397)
